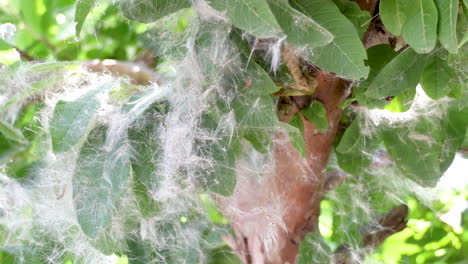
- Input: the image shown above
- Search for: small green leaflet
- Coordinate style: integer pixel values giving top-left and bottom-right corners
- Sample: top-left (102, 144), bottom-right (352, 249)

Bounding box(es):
top-left (420, 55), bottom-right (455, 100)
top-left (379, 0), bottom-right (406, 36)
top-left (288, 113), bottom-right (306, 157)
top-left (50, 83), bottom-right (111, 154)
top-left (266, 0), bottom-right (333, 48)
top-left (290, 0), bottom-right (369, 80)
top-left (75, 0), bottom-right (97, 36)
top-left (300, 101), bottom-right (328, 132)
top-left (434, 0), bottom-right (459, 54)
top-left (121, 0), bottom-right (191, 23)
top-left (401, 0), bottom-right (438, 54)
top-left (73, 125), bottom-right (131, 238)
top-left (209, 0), bottom-right (282, 38)
top-left (366, 48), bottom-right (428, 98)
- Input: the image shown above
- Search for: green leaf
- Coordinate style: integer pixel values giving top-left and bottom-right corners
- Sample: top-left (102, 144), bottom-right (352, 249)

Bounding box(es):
top-left (336, 119), bottom-right (361, 154)
top-left (297, 232), bottom-right (331, 264)
top-left (209, 0), bottom-right (282, 38)
top-left (73, 125), bottom-right (131, 238)
top-left (335, 118), bottom-right (378, 175)
top-left (0, 133), bottom-right (26, 165)
top-left (354, 44), bottom-right (398, 108)
top-left (128, 107), bottom-right (164, 217)
top-left (243, 129), bottom-right (271, 154)
top-left (231, 52), bottom-right (280, 128)
top-left (288, 113), bottom-right (306, 157)
top-left (439, 104), bottom-right (468, 172)
top-left (379, 0), bottom-right (407, 36)
top-left (75, 0), bottom-right (97, 36)
top-left (365, 48), bottom-right (428, 98)
top-left (0, 120), bottom-right (27, 145)
top-left (50, 85), bottom-right (110, 154)
top-left (332, 0), bottom-right (371, 37)
top-left (121, 0), bottom-right (191, 23)
top-left (401, 0), bottom-right (438, 53)
top-left (300, 101), bottom-right (328, 132)
top-left (383, 88), bottom-right (416, 112)
top-left (266, 0), bottom-right (333, 47)
top-left (381, 119), bottom-right (443, 187)
top-left (199, 114), bottom-right (237, 196)
top-left (335, 150), bottom-right (372, 175)
top-left (205, 137), bottom-right (237, 196)
top-left (435, 0), bottom-right (459, 54)
top-left (420, 55), bottom-right (455, 99)
top-left (290, 0), bottom-right (369, 80)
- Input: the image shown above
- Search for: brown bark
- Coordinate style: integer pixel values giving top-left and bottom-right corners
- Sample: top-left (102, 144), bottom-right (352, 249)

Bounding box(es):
top-left (219, 1), bottom-right (411, 263)
top-left (221, 72), bottom-right (350, 264)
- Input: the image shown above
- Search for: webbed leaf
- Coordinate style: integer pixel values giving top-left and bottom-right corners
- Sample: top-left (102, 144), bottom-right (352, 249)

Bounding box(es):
top-left (50, 83), bottom-right (111, 154)
top-left (73, 125), bottom-right (131, 238)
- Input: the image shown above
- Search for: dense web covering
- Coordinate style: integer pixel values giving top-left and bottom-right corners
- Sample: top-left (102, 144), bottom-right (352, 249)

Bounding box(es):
top-left (0, 0), bottom-right (466, 263)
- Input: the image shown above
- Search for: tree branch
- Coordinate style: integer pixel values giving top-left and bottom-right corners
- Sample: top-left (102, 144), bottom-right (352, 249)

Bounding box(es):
top-left (83, 59), bottom-right (158, 85)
